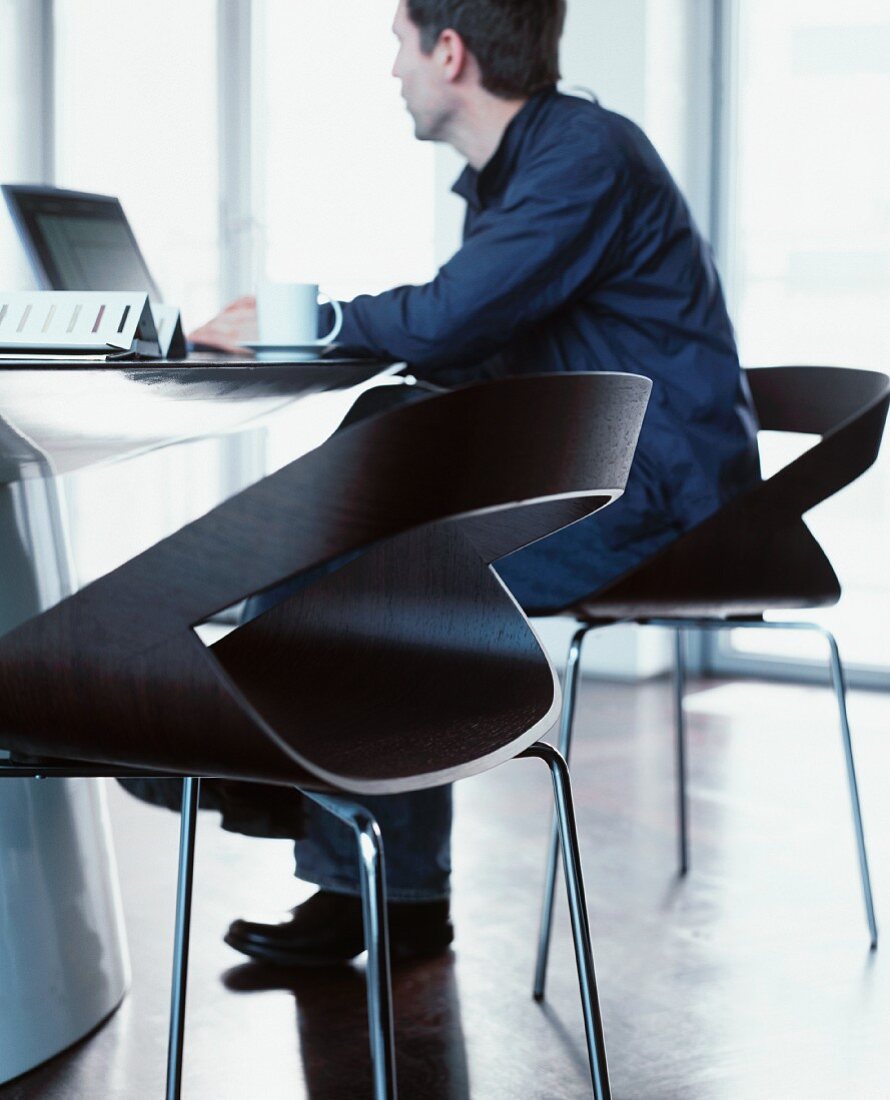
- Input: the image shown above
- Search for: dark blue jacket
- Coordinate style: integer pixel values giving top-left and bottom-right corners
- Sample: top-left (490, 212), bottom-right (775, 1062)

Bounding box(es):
top-left (337, 87), bottom-right (760, 609)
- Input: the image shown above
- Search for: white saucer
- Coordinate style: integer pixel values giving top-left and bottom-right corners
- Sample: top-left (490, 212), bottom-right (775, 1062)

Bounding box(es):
top-left (241, 342), bottom-right (334, 358)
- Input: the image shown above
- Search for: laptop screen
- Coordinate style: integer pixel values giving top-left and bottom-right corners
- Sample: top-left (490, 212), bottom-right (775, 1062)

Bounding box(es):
top-left (2, 185), bottom-right (162, 301)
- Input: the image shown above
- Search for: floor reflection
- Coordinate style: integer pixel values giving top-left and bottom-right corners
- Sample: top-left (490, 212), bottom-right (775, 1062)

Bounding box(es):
top-left (223, 952), bottom-right (470, 1099)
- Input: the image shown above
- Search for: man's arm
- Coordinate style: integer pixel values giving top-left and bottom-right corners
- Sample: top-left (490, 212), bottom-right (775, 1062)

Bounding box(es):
top-left (338, 150), bottom-right (628, 370)
top-left (189, 149), bottom-right (628, 364)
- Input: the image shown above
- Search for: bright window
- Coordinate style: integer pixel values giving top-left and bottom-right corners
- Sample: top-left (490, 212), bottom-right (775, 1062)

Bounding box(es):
top-left (51, 0), bottom-right (224, 583)
top-left (252, 0), bottom-right (437, 302)
top-left (53, 0), bottom-right (220, 328)
top-left (0, 0), bottom-right (38, 290)
top-left (720, 0), bottom-right (890, 674)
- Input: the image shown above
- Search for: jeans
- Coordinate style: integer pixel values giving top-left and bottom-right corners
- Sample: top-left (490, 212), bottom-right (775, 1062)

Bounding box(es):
top-left (294, 787), bottom-right (454, 902)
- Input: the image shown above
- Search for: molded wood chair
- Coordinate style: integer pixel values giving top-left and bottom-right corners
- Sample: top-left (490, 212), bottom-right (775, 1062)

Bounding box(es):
top-left (0, 372), bottom-right (650, 1100)
top-left (533, 365), bottom-right (890, 1001)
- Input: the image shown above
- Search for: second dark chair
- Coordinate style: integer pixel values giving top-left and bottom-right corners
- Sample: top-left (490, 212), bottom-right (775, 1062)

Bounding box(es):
top-left (533, 364), bottom-right (890, 1002)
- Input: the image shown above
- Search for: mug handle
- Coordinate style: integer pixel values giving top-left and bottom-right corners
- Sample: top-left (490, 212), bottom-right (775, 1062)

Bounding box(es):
top-left (317, 294), bottom-right (343, 345)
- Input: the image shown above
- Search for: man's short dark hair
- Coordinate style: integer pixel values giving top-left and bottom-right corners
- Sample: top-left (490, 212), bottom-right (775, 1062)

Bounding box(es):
top-left (406, 0), bottom-right (566, 99)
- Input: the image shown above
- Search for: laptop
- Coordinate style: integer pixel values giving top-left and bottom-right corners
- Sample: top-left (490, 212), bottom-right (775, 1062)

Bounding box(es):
top-left (1, 184), bottom-right (189, 358)
top-left (1, 184), bottom-right (362, 364)
top-left (2, 185), bottom-right (163, 299)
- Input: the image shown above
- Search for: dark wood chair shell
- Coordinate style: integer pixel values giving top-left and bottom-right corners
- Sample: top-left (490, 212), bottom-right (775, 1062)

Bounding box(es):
top-left (0, 372), bottom-right (651, 792)
top-left (549, 366), bottom-right (890, 621)
top-left (531, 365), bottom-right (889, 1001)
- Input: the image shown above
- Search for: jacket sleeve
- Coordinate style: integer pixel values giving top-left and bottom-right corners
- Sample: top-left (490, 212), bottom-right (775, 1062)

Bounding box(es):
top-left (337, 148), bottom-right (628, 371)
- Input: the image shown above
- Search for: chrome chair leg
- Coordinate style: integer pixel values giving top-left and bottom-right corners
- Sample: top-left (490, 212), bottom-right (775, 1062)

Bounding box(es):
top-left (301, 791), bottom-right (397, 1100)
top-left (651, 615), bottom-right (879, 948)
top-left (534, 625), bottom-right (591, 1002)
top-left (673, 627), bottom-right (689, 875)
top-left (522, 742), bottom-right (610, 1100)
top-left (166, 776), bottom-right (201, 1100)
top-left (817, 626), bottom-right (879, 949)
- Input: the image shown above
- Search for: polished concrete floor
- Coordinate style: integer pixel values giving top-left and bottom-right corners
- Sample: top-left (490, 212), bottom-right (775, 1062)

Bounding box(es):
top-left (3, 673), bottom-right (889, 1098)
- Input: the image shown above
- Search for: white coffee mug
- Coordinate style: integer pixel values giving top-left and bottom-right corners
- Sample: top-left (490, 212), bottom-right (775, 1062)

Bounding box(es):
top-left (256, 282), bottom-right (343, 346)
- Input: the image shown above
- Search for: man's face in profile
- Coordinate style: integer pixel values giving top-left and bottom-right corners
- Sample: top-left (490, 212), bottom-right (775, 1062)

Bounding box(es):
top-left (391, 0), bottom-right (455, 142)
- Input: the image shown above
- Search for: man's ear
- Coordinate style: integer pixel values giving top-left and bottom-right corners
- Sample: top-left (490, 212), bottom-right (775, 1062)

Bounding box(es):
top-left (435, 28), bottom-right (468, 83)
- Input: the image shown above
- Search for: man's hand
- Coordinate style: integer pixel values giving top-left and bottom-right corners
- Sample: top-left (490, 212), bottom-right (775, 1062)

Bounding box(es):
top-left (188, 295), bottom-right (258, 354)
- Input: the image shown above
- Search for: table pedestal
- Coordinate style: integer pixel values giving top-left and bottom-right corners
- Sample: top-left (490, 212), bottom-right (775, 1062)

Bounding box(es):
top-left (0, 777), bottom-right (129, 1084)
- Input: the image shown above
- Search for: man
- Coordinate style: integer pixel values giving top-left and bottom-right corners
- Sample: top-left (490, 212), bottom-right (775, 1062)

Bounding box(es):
top-left (187, 0), bottom-right (760, 967)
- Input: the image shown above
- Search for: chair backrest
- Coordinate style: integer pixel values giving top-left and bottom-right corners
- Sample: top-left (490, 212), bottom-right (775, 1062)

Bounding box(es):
top-left (565, 365), bottom-right (890, 620)
top-left (746, 366), bottom-right (890, 517)
top-left (0, 372), bottom-right (650, 791)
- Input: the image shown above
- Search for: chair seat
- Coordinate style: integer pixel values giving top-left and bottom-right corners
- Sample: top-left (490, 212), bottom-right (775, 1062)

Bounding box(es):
top-left (554, 510), bottom-right (842, 624)
top-left (570, 594), bottom-right (830, 623)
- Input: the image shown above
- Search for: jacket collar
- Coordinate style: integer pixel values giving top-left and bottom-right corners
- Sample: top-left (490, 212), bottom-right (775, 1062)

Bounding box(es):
top-left (451, 85), bottom-right (558, 210)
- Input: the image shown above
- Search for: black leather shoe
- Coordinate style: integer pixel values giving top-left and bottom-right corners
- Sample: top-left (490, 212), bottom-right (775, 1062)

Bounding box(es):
top-left (224, 890), bottom-right (453, 967)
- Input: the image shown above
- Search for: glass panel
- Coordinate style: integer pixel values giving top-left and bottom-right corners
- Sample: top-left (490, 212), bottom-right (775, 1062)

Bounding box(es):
top-left (253, 0), bottom-right (437, 301)
top-left (53, 0), bottom-right (220, 326)
top-left (0, 0), bottom-right (39, 289)
top-left (53, 0), bottom-right (223, 583)
top-left (721, 0), bottom-right (890, 674)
